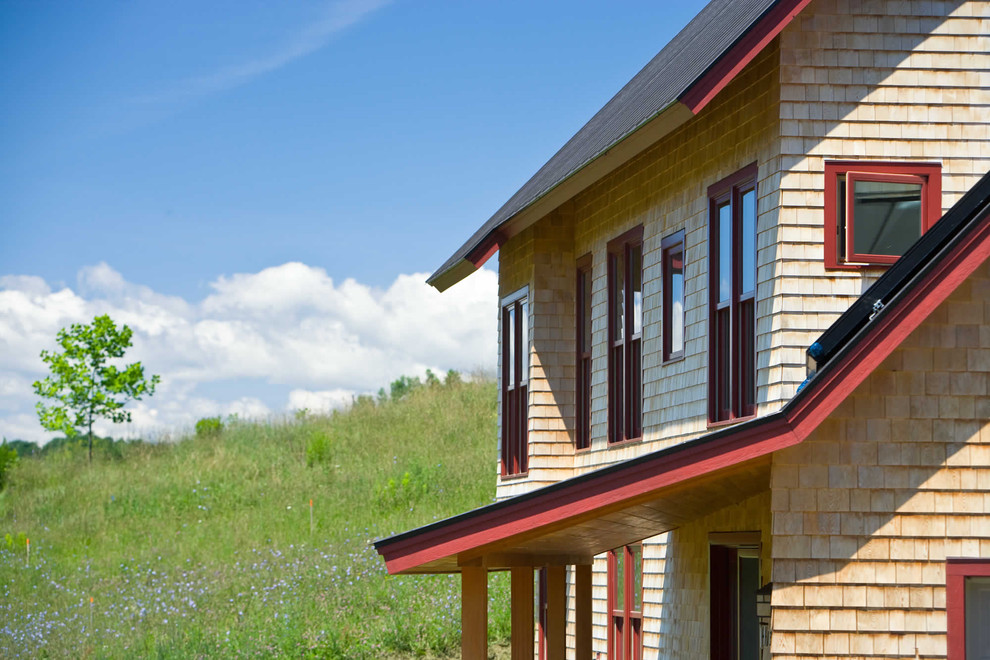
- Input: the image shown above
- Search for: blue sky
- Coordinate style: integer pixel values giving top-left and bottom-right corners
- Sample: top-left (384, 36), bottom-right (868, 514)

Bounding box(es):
top-left (1, 0), bottom-right (709, 442)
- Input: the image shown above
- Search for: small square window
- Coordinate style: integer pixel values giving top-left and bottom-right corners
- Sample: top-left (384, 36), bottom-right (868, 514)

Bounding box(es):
top-left (824, 161), bottom-right (941, 269)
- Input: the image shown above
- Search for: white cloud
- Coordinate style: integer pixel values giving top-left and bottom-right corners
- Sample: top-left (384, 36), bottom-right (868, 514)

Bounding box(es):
top-left (0, 262), bottom-right (497, 444)
top-left (287, 388), bottom-right (356, 413)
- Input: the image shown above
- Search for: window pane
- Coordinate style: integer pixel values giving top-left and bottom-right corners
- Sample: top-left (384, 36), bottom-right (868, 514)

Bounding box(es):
top-left (519, 300), bottom-right (528, 384)
top-left (716, 308), bottom-right (730, 417)
top-left (738, 555), bottom-right (760, 660)
top-left (612, 254), bottom-right (625, 341)
top-left (611, 344), bottom-right (623, 442)
top-left (670, 248), bottom-right (684, 355)
top-left (506, 305), bottom-right (515, 386)
top-left (581, 269), bottom-right (592, 354)
top-left (741, 188), bottom-right (756, 294)
top-left (966, 576), bottom-right (990, 658)
top-left (631, 545), bottom-right (643, 612)
top-left (837, 177), bottom-right (847, 257)
top-left (615, 551), bottom-right (626, 611)
top-left (852, 179), bottom-right (922, 257)
top-left (630, 244), bottom-right (642, 336)
top-left (718, 203), bottom-right (731, 303)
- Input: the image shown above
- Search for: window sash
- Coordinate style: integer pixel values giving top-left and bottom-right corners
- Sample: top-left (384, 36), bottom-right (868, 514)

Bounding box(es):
top-left (662, 232), bottom-right (686, 362)
top-left (708, 166), bottom-right (757, 423)
top-left (844, 171), bottom-right (927, 264)
top-left (608, 228), bottom-right (643, 444)
top-left (501, 296), bottom-right (528, 475)
top-left (609, 545), bottom-right (644, 660)
top-left (576, 257), bottom-right (592, 450)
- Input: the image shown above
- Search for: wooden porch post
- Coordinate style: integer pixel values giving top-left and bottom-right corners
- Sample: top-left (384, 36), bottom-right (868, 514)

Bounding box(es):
top-left (574, 563), bottom-right (592, 659)
top-left (510, 566), bottom-right (534, 660)
top-left (545, 565), bottom-right (566, 660)
top-left (462, 566), bottom-right (487, 660)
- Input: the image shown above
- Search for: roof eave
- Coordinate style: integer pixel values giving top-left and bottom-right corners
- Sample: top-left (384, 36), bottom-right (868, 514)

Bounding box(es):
top-left (428, 0), bottom-right (813, 292)
top-left (427, 101), bottom-right (695, 292)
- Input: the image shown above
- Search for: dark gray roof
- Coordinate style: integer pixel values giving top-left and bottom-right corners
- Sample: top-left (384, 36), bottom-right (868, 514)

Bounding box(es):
top-left (429, 0), bottom-right (783, 288)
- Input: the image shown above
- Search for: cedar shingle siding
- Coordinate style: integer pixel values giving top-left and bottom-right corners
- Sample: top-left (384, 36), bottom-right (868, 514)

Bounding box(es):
top-left (377, 1), bottom-right (990, 657)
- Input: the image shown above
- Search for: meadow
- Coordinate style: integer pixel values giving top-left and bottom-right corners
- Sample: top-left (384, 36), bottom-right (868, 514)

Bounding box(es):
top-left (0, 374), bottom-right (509, 658)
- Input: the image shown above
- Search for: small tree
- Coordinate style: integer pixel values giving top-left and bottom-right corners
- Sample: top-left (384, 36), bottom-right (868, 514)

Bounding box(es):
top-left (33, 314), bottom-right (160, 463)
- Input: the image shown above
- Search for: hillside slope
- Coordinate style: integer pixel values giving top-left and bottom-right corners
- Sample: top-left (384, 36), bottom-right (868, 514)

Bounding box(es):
top-left (0, 377), bottom-right (508, 658)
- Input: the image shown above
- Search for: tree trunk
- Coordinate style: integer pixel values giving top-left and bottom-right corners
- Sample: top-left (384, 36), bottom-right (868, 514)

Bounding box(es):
top-left (88, 417), bottom-right (93, 464)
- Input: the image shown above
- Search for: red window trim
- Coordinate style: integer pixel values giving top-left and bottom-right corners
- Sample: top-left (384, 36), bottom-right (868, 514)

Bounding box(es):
top-left (608, 544), bottom-right (643, 660)
top-left (824, 160), bottom-right (942, 270)
top-left (576, 254), bottom-right (593, 451)
top-left (501, 290), bottom-right (528, 477)
top-left (708, 163), bottom-right (758, 424)
top-left (607, 226), bottom-right (645, 445)
top-left (946, 557), bottom-right (990, 660)
top-left (661, 230), bottom-right (686, 363)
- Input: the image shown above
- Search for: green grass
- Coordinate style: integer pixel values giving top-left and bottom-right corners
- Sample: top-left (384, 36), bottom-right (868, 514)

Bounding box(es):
top-left (0, 377), bottom-right (509, 658)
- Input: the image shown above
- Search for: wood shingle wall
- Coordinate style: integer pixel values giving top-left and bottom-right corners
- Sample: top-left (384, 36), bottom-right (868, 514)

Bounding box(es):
top-left (771, 0), bottom-right (990, 408)
top-left (769, 261), bottom-right (990, 658)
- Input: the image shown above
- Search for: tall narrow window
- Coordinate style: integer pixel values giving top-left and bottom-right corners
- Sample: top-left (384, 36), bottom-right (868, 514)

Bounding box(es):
top-left (576, 255), bottom-right (593, 450)
top-left (947, 558), bottom-right (990, 660)
top-left (501, 291), bottom-right (528, 476)
top-left (608, 544), bottom-right (643, 660)
top-left (708, 165), bottom-right (757, 423)
top-left (608, 227), bottom-right (643, 444)
top-left (662, 231), bottom-right (685, 362)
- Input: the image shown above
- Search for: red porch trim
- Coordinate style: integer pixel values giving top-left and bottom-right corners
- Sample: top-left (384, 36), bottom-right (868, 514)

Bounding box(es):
top-left (379, 208), bottom-right (990, 575)
top-left (679, 0), bottom-right (813, 114)
top-left (382, 418), bottom-right (796, 574)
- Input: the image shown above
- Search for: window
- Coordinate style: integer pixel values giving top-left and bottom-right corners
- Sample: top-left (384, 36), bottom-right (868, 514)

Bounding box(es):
top-left (576, 255), bottom-right (593, 450)
top-left (501, 290), bottom-right (528, 476)
top-left (824, 161), bottom-right (942, 268)
top-left (608, 227), bottom-right (643, 444)
top-left (708, 165), bottom-right (757, 424)
top-left (947, 558), bottom-right (990, 660)
top-left (710, 535), bottom-right (761, 660)
top-left (608, 544), bottom-right (643, 660)
top-left (662, 231), bottom-right (685, 362)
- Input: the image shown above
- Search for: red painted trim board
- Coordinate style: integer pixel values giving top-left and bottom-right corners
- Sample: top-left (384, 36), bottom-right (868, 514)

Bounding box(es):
top-left (679, 0), bottom-right (813, 114)
top-left (466, 231), bottom-right (503, 268)
top-left (380, 210), bottom-right (990, 575)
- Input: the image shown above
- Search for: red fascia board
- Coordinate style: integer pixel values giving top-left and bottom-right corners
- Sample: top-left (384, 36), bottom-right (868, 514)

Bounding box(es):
top-left (789, 208), bottom-right (990, 440)
top-left (466, 231), bottom-right (505, 268)
top-left (380, 209), bottom-right (990, 575)
top-left (679, 0), bottom-right (812, 114)
top-left (382, 417), bottom-right (797, 574)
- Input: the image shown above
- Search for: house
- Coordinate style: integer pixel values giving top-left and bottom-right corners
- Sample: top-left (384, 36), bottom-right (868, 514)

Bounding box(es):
top-left (375, 0), bottom-right (990, 658)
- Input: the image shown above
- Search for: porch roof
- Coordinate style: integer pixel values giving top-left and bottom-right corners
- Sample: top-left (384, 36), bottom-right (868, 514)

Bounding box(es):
top-left (428, 0), bottom-right (812, 291)
top-left (375, 171), bottom-right (990, 574)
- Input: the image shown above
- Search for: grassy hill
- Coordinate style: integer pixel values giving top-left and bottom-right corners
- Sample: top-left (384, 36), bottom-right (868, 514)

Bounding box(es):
top-left (0, 376), bottom-right (509, 658)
